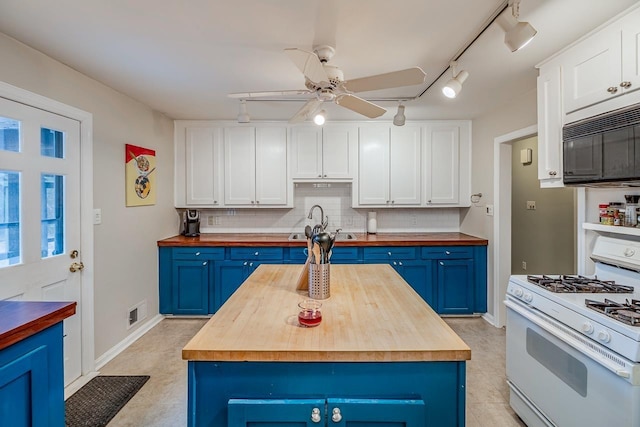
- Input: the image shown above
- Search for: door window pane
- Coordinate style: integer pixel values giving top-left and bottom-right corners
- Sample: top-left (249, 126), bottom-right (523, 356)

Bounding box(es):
top-left (0, 170), bottom-right (20, 267)
top-left (0, 117), bottom-right (20, 152)
top-left (41, 127), bottom-right (64, 158)
top-left (41, 174), bottom-right (64, 258)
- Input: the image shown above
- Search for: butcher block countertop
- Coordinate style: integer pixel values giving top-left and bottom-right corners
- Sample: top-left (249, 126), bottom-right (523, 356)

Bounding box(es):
top-left (159, 232), bottom-right (487, 247)
top-left (182, 264), bottom-right (471, 362)
top-left (0, 301), bottom-right (76, 351)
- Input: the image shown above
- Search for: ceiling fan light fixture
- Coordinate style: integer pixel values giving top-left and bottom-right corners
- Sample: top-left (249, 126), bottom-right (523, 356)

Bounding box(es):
top-left (237, 100), bottom-right (250, 123)
top-left (313, 109), bottom-right (326, 125)
top-left (393, 104), bottom-right (406, 126)
top-left (442, 62), bottom-right (469, 99)
top-left (497, 0), bottom-right (537, 52)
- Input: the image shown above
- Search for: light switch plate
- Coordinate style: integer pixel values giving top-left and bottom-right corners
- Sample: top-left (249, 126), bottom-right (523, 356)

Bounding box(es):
top-left (486, 205), bottom-right (494, 216)
top-left (93, 208), bottom-right (102, 225)
top-left (527, 201), bottom-right (536, 210)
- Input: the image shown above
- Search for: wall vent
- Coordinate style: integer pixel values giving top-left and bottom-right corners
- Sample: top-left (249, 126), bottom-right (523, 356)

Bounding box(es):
top-left (127, 300), bottom-right (147, 329)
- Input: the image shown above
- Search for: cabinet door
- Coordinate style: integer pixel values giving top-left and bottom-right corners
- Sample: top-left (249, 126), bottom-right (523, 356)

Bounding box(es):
top-left (224, 127), bottom-right (256, 205)
top-left (602, 127), bottom-right (635, 180)
top-left (390, 125), bottom-right (421, 205)
top-left (537, 66), bottom-right (564, 186)
top-left (437, 258), bottom-right (474, 315)
top-left (228, 398), bottom-right (326, 427)
top-left (185, 127), bottom-right (222, 206)
top-left (214, 260), bottom-right (248, 312)
top-left (172, 260), bottom-right (209, 315)
top-left (562, 28), bottom-right (621, 113)
top-left (326, 398), bottom-right (425, 427)
top-left (621, 10), bottom-right (640, 96)
top-left (322, 124), bottom-right (356, 179)
top-left (397, 260), bottom-right (434, 308)
top-left (358, 126), bottom-right (390, 205)
top-left (563, 134), bottom-right (602, 183)
top-left (290, 126), bottom-right (322, 179)
top-left (255, 126), bottom-right (288, 205)
top-left (424, 124), bottom-right (459, 204)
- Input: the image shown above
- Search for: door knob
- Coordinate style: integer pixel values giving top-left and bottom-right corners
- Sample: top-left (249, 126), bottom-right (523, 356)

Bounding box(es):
top-left (311, 408), bottom-right (321, 423)
top-left (331, 407), bottom-right (342, 422)
top-left (69, 262), bottom-right (84, 272)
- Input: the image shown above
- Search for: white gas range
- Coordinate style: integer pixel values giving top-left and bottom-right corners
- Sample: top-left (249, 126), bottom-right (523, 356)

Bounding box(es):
top-left (505, 235), bottom-right (640, 427)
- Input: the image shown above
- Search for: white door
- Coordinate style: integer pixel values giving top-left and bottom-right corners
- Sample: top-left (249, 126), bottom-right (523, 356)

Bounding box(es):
top-left (255, 126), bottom-right (288, 206)
top-left (185, 126), bottom-right (222, 206)
top-left (390, 125), bottom-right (421, 205)
top-left (322, 124), bottom-right (356, 179)
top-left (290, 126), bottom-right (322, 179)
top-left (358, 126), bottom-right (390, 205)
top-left (224, 126), bottom-right (256, 205)
top-left (424, 124), bottom-right (460, 205)
top-left (0, 96), bottom-right (82, 386)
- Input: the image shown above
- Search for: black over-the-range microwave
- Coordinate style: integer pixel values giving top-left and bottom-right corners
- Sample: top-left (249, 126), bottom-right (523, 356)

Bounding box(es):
top-left (563, 102), bottom-right (640, 186)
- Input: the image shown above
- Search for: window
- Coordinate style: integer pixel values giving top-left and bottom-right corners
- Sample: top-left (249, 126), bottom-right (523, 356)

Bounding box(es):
top-left (0, 171), bottom-right (20, 266)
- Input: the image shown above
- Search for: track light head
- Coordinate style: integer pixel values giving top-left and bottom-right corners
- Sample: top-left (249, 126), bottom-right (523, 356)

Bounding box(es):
top-left (497, 0), bottom-right (537, 52)
top-left (442, 62), bottom-right (469, 99)
top-left (393, 104), bottom-right (406, 126)
top-left (237, 100), bottom-right (250, 123)
top-left (313, 109), bottom-right (326, 125)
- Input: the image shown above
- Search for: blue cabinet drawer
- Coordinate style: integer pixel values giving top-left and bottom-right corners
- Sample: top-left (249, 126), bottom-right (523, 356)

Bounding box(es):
top-left (229, 247), bottom-right (283, 261)
top-left (288, 246), bottom-right (361, 263)
top-left (421, 246), bottom-right (474, 259)
top-left (364, 247), bottom-right (417, 260)
top-left (172, 247), bottom-right (224, 260)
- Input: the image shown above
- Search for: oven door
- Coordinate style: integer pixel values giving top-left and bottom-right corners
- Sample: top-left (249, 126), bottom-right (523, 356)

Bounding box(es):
top-left (505, 298), bottom-right (640, 427)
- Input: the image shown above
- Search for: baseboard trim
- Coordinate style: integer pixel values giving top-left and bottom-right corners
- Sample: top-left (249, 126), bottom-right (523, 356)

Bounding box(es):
top-left (482, 312), bottom-right (497, 326)
top-left (94, 314), bottom-right (165, 370)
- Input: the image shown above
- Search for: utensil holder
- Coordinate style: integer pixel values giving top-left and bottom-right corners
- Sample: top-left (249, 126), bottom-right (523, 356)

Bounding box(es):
top-left (308, 263), bottom-right (330, 299)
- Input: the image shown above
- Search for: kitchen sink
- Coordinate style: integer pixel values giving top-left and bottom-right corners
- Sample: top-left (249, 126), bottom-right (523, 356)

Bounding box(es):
top-left (287, 232), bottom-right (358, 241)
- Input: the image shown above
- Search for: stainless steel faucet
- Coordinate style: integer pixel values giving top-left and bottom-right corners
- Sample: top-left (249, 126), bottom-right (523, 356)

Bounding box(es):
top-left (307, 204), bottom-right (328, 230)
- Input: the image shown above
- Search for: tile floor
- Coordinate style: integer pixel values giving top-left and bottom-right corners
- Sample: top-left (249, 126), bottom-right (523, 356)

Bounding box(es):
top-left (96, 317), bottom-right (526, 426)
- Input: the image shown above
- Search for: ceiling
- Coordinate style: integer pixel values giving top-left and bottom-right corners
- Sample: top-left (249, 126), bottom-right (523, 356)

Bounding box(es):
top-left (0, 0), bottom-right (636, 122)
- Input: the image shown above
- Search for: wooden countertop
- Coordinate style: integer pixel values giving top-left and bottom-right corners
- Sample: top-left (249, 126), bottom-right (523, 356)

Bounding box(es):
top-left (0, 301), bottom-right (77, 351)
top-left (159, 232), bottom-right (488, 247)
top-left (182, 264), bottom-right (471, 362)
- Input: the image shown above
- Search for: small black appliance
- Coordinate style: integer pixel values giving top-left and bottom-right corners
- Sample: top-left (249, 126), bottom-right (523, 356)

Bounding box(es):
top-left (181, 210), bottom-right (201, 237)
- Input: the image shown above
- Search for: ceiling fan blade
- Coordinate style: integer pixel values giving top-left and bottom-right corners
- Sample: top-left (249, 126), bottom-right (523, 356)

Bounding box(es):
top-left (335, 94), bottom-right (386, 118)
top-left (343, 67), bottom-right (426, 93)
top-left (289, 98), bottom-right (323, 124)
top-left (284, 48), bottom-right (329, 84)
top-left (228, 90), bottom-right (312, 99)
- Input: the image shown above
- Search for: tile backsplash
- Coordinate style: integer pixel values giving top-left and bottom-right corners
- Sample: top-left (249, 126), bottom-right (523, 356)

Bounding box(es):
top-left (187, 183), bottom-right (460, 234)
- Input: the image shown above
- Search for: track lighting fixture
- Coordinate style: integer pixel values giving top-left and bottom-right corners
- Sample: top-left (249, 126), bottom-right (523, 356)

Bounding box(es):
top-left (237, 100), bottom-right (250, 123)
top-left (393, 103), bottom-right (406, 126)
top-left (442, 61), bottom-right (469, 99)
top-left (313, 109), bottom-right (326, 125)
top-left (496, 0), bottom-right (537, 52)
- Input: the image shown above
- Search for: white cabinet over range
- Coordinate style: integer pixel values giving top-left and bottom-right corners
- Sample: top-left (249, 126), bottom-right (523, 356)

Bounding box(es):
top-left (174, 120), bottom-right (471, 209)
top-left (536, 3), bottom-right (640, 188)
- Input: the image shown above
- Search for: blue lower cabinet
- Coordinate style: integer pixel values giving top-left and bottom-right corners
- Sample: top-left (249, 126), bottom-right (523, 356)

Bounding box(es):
top-left (214, 261), bottom-right (251, 312)
top-left (0, 323), bottom-right (64, 427)
top-left (397, 260), bottom-right (434, 308)
top-left (227, 397), bottom-right (425, 427)
top-left (172, 260), bottom-right (210, 315)
top-left (436, 259), bottom-right (475, 315)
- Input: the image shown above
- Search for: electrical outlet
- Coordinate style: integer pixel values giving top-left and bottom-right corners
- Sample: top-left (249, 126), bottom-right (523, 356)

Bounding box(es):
top-left (215, 216), bottom-right (221, 225)
top-left (207, 215), bottom-right (214, 226)
top-left (486, 205), bottom-right (494, 216)
top-left (93, 208), bottom-right (102, 225)
top-left (411, 215), bottom-right (417, 226)
top-left (527, 201), bottom-right (536, 210)
top-left (522, 261), bottom-right (527, 270)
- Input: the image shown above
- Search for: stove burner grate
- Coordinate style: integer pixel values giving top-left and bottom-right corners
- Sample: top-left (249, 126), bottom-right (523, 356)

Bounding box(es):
top-left (585, 299), bottom-right (640, 326)
top-left (527, 275), bottom-right (634, 293)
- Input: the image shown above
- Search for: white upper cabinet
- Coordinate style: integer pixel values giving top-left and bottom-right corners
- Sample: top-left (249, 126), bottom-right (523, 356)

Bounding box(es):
top-left (562, 6), bottom-right (640, 114)
top-left (174, 122), bottom-right (223, 208)
top-left (224, 125), bottom-right (290, 207)
top-left (290, 124), bottom-right (356, 180)
top-left (537, 66), bottom-right (564, 187)
top-left (424, 124), bottom-right (460, 205)
top-left (357, 124), bottom-right (421, 207)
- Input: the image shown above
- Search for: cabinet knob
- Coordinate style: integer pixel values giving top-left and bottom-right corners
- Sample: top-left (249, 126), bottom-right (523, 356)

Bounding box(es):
top-left (311, 408), bottom-right (321, 423)
top-left (440, 261), bottom-right (445, 266)
top-left (621, 81), bottom-right (632, 89)
top-left (254, 252), bottom-right (259, 256)
top-left (399, 261), bottom-right (403, 266)
top-left (323, 174), bottom-right (327, 178)
top-left (388, 251), bottom-right (392, 256)
top-left (331, 407), bottom-right (342, 423)
top-left (243, 261), bottom-right (248, 266)
top-left (213, 200), bottom-right (217, 204)
top-left (393, 261), bottom-right (397, 266)
top-left (391, 200), bottom-right (395, 204)
top-left (195, 252), bottom-right (201, 256)
top-left (427, 200), bottom-right (431, 203)
top-left (251, 201), bottom-right (255, 204)
top-left (549, 171), bottom-right (557, 176)
top-left (445, 250), bottom-right (451, 255)
top-left (202, 262), bottom-right (207, 266)
top-left (607, 86), bottom-right (618, 94)
top-left (318, 175), bottom-right (322, 178)
top-left (256, 200), bottom-right (260, 204)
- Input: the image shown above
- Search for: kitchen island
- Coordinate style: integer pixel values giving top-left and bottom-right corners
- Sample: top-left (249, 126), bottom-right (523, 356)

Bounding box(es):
top-left (183, 264), bottom-right (470, 426)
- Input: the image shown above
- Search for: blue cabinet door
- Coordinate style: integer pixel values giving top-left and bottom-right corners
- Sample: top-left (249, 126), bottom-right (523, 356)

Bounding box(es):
top-left (398, 260), bottom-right (434, 309)
top-left (214, 261), bottom-right (247, 312)
top-left (228, 398), bottom-right (325, 426)
top-left (172, 260), bottom-right (210, 315)
top-left (437, 258), bottom-right (474, 315)
top-left (327, 398), bottom-right (425, 427)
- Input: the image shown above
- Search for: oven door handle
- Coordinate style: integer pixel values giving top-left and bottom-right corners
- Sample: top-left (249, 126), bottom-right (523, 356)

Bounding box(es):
top-left (505, 299), bottom-right (634, 381)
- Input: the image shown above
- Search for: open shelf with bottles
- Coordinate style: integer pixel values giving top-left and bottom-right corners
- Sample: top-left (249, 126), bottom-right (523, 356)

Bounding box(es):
top-left (583, 222), bottom-right (640, 236)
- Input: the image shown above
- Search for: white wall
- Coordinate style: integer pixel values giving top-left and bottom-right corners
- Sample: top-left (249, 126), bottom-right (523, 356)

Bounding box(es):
top-left (460, 88), bottom-right (538, 319)
top-left (0, 33), bottom-right (176, 359)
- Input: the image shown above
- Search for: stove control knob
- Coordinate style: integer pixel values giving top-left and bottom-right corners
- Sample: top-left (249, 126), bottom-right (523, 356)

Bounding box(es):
top-left (597, 330), bottom-right (611, 343)
top-left (581, 322), bottom-right (594, 334)
top-left (523, 293), bottom-right (533, 303)
top-left (514, 288), bottom-right (524, 298)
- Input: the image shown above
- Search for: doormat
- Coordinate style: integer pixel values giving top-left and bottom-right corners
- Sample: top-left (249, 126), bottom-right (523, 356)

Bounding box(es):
top-left (65, 375), bottom-right (150, 427)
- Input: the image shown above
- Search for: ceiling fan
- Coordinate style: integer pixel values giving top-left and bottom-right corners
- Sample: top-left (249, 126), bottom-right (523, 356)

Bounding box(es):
top-left (228, 45), bottom-right (426, 123)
